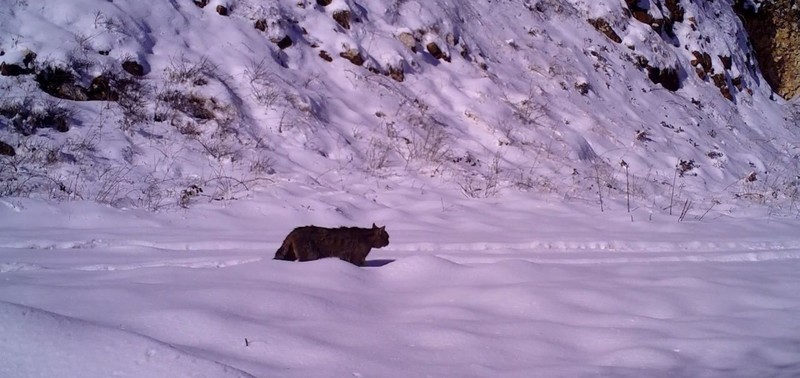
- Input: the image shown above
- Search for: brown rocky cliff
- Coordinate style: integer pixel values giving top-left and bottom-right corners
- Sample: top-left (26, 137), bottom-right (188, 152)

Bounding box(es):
top-left (735, 0), bottom-right (800, 99)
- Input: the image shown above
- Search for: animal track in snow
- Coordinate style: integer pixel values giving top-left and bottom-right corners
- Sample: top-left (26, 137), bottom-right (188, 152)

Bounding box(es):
top-left (385, 240), bottom-right (800, 265)
top-left (0, 258), bottom-right (262, 274)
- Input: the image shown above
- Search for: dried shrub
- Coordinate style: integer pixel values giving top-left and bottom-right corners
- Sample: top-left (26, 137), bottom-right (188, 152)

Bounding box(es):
top-left (34, 65), bottom-right (87, 101)
top-left (677, 159), bottom-right (697, 177)
top-left (158, 90), bottom-right (217, 120)
top-left (165, 55), bottom-right (215, 86)
top-left (0, 98), bottom-right (72, 135)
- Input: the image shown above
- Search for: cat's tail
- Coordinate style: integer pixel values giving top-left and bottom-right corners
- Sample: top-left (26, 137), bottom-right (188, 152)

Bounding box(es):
top-left (273, 238), bottom-right (296, 261)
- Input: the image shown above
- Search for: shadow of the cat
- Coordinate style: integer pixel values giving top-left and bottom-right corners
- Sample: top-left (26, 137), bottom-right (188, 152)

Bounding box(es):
top-left (363, 259), bottom-right (395, 267)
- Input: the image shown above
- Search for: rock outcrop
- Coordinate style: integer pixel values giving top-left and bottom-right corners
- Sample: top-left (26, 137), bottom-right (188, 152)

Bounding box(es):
top-left (735, 0), bottom-right (800, 99)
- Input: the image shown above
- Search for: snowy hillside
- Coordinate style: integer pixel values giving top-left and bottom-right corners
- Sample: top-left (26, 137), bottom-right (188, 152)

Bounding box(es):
top-left (3, 1), bottom-right (800, 377)
top-left (1, 0), bottom-right (798, 214)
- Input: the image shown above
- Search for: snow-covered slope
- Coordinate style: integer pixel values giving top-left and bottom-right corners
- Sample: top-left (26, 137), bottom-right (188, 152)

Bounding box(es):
top-left (1, 0), bottom-right (798, 214)
top-left (0, 301), bottom-right (254, 378)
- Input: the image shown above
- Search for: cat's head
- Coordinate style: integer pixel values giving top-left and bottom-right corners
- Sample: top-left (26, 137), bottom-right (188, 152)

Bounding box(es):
top-left (371, 223), bottom-right (390, 248)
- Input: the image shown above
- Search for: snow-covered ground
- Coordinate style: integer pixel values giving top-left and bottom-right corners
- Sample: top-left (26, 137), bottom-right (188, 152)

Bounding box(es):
top-left (2, 193), bottom-right (800, 377)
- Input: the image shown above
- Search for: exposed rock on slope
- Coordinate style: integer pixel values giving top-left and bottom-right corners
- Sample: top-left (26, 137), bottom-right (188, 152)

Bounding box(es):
top-left (735, 0), bottom-right (800, 99)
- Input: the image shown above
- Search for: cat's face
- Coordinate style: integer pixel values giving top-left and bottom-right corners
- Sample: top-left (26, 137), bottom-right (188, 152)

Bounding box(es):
top-left (372, 224), bottom-right (390, 248)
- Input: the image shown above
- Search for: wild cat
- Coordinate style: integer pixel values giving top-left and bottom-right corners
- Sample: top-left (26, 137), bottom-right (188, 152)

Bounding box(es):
top-left (273, 223), bottom-right (390, 266)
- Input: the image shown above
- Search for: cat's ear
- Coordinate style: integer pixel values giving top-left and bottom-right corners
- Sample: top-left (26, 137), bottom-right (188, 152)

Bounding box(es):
top-left (372, 223), bottom-right (377, 229)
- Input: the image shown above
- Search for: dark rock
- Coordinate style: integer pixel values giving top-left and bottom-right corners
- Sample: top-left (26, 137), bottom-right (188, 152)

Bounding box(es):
top-left (0, 63), bottom-right (31, 76)
top-left (0, 140), bottom-right (15, 157)
top-left (276, 35), bottom-right (293, 49)
top-left (690, 51), bottom-right (713, 80)
top-left (647, 65), bottom-right (680, 91)
top-left (319, 50), bottom-right (333, 62)
top-left (121, 60), bottom-right (145, 76)
top-left (665, 0), bottom-right (685, 23)
top-left (719, 55), bottom-right (732, 70)
top-left (317, 0), bottom-right (332, 6)
top-left (333, 10), bottom-right (351, 30)
top-left (587, 18), bottom-right (622, 44)
top-left (255, 19), bottom-right (267, 31)
top-left (23, 51), bottom-right (36, 67)
top-left (397, 32), bottom-right (417, 52)
top-left (339, 49), bottom-right (364, 66)
top-left (387, 64), bottom-right (404, 82)
top-left (52, 117), bottom-right (70, 132)
top-left (695, 66), bottom-right (707, 80)
top-left (711, 73), bottom-right (726, 88)
top-left (86, 75), bottom-right (119, 101)
top-left (426, 42), bottom-right (449, 62)
top-left (624, 0), bottom-right (665, 33)
top-left (712, 73), bottom-right (734, 101)
top-left (635, 55), bottom-right (649, 69)
top-left (193, 0), bottom-right (209, 8)
top-left (35, 66), bottom-right (88, 101)
top-left (216, 5), bottom-right (228, 16)
top-left (690, 51), bottom-right (713, 73)
top-left (732, 75), bottom-right (744, 90)
top-left (734, 0), bottom-right (800, 99)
